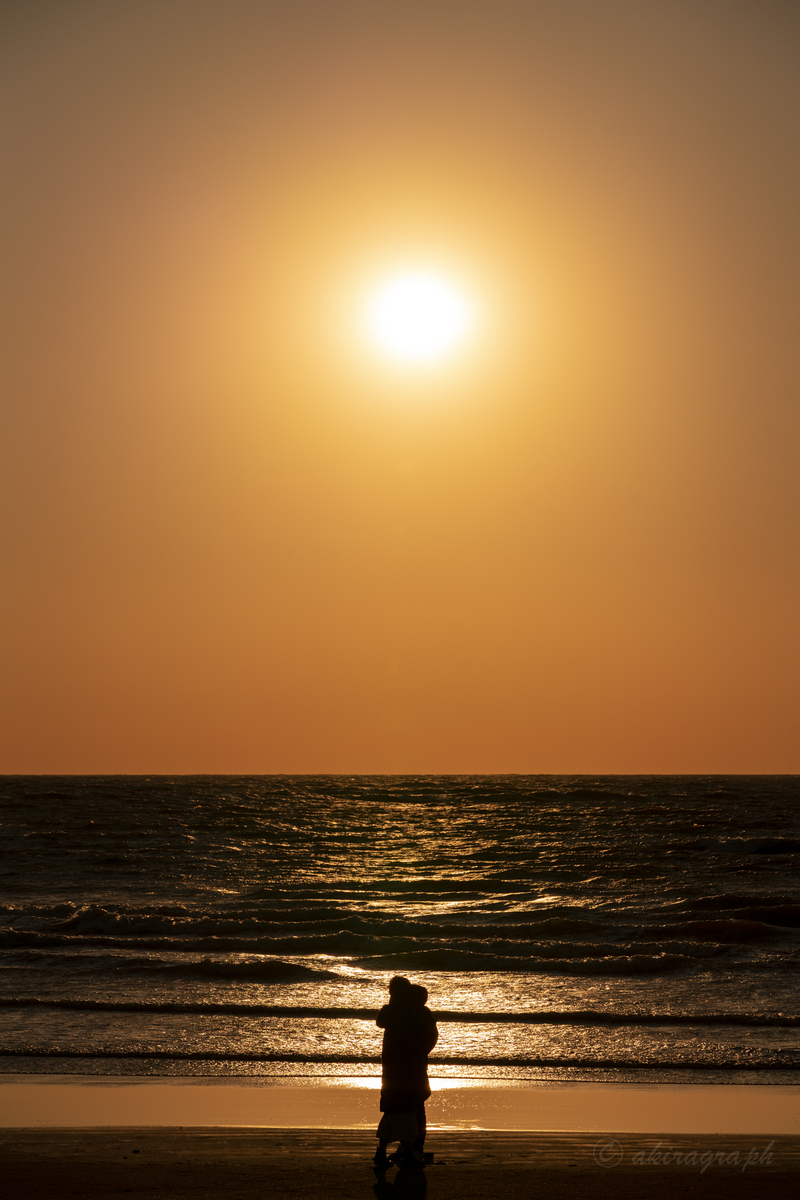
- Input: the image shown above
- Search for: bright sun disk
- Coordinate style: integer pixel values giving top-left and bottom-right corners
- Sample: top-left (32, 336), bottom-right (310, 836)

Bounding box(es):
top-left (365, 270), bottom-right (474, 364)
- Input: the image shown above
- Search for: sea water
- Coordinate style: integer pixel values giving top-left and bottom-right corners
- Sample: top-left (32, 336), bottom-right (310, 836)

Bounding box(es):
top-left (1, 775), bottom-right (798, 1083)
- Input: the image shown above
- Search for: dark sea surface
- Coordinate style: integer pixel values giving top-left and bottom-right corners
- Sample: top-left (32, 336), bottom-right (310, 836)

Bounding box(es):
top-left (1, 775), bottom-right (799, 1083)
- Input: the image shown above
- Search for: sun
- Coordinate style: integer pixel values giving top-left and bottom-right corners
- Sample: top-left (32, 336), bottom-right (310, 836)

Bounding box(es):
top-left (365, 270), bottom-right (475, 365)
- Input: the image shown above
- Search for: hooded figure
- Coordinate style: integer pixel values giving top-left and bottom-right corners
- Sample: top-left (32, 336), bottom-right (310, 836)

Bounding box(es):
top-left (374, 976), bottom-right (438, 1167)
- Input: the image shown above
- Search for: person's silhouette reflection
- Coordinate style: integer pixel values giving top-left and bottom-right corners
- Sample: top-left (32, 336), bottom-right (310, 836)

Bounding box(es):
top-left (374, 976), bottom-right (438, 1171)
top-left (374, 1163), bottom-right (428, 1198)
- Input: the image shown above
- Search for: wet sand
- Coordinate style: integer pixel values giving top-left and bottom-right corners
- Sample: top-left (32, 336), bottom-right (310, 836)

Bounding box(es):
top-left (2, 1075), bottom-right (800, 1134)
top-left (2, 1077), bottom-right (798, 1197)
top-left (2, 1127), bottom-right (798, 1200)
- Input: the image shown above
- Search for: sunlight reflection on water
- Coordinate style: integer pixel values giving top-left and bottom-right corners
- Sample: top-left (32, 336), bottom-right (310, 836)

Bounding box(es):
top-left (2, 775), bottom-right (799, 1079)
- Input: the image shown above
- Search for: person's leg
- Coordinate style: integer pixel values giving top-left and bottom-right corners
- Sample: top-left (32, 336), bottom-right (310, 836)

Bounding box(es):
top-left (374, 1114), bottom-right (391, 1164)
top-left (391, 1110), bottom-right (423, 1166)
top-left (413, 1103), bottom-right (426, 1154)
top-left (374, 1134), bottom-right (392, 1166)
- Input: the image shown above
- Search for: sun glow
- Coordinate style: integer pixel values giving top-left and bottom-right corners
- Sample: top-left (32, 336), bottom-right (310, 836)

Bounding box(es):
top-left (365, 270), bottom-right (475, 364)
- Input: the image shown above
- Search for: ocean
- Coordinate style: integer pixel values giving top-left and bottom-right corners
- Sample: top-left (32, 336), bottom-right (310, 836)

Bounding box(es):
top-left (1, 775), bottom-right (798, 1084)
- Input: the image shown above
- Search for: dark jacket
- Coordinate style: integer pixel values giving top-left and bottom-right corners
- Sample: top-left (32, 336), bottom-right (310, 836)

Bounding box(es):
top-left (377, 1002), bottom-right (438, 1113)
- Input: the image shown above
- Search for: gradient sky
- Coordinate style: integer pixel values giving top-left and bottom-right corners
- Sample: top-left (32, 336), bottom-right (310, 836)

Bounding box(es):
top-left (1, 0), bottom-right (798, 774)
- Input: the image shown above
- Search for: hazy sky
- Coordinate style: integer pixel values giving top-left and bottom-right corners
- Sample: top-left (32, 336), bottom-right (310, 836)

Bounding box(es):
top-left (2, 0), bottom-right (798, 773)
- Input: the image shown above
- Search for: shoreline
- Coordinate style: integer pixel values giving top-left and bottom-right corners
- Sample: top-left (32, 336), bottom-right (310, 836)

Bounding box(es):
top-left (1, 1075), bottom-right (798, 1134)
top-left (3, 1059), bottom-right (798, 1086)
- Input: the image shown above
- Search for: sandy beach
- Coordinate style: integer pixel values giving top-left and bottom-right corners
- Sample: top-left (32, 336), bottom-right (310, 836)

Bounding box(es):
top-left (1, 1077), bottom-right (798, 1197)
top-left (2, 1127), bottom-right (799, 1200)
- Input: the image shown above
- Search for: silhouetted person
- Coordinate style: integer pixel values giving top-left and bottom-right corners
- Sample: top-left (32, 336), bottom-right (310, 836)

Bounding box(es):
top-left (374, 976), bottom-right (438, 1171)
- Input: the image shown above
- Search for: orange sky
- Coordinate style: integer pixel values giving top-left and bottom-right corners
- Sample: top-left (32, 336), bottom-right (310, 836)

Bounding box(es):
top-left (1, 0), bottom-right (798, 774)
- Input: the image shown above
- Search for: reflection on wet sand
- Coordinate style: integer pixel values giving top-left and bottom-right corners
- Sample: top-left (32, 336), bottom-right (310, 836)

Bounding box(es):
top-left (0, 1077), bottom-right (799, 1134)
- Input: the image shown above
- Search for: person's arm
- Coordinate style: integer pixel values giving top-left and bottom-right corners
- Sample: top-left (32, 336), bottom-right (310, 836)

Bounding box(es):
top-left (422, 1010), bottom-right (438, 1053)
top-left (376, 1004), bottom-right (391, 1028)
